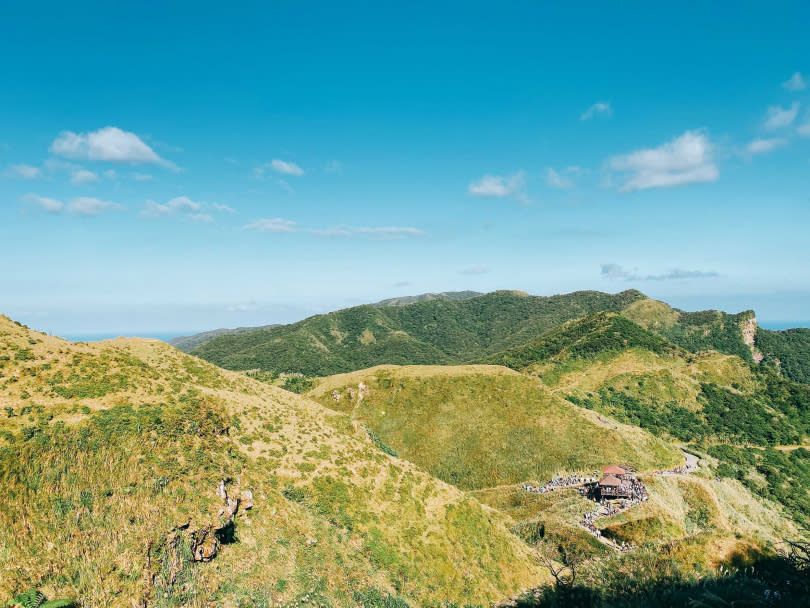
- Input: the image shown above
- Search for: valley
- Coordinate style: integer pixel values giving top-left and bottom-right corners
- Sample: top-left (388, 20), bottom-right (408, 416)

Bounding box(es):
top-left (2, 289), bottom-right (809, 607)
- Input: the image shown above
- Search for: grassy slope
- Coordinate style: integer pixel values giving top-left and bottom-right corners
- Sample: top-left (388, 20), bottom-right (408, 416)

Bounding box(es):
top-left (755, 326), bottom-right (810, 384)
top-left (478, 312), bottom-right (810, 526)
top-left (305, 362), bottom-right (799, 572)
top-left (190, 290), bottom-right (647, 376)
top-left (621, 298), bottom-right (756, 363)
top-left (0, 316), bottom-right (541, 607)
top-left (307, 365), bottom-right (682, 490)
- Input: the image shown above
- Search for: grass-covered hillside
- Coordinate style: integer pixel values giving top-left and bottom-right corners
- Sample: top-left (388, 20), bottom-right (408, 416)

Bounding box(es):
top-left (307, 364), bottom-right (682, 490)
top-left (620, 298), bottom-right (757, 362)
top-left (306, 362), bottom-right (805, 600)
top-left (0, 316), bottom-right (542, 607)
top-left (191, 290), bottom-right (647, 375)
top-left (168, 323), bottom-right (279, 352)
top-left (479, 312), bottom-right (810, 526)
top-left (756, 326), bottom-right (810, 384)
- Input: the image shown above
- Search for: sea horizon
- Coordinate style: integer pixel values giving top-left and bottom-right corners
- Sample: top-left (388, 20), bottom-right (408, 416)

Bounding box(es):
top-left (57, 320), bottom-right (810, 343)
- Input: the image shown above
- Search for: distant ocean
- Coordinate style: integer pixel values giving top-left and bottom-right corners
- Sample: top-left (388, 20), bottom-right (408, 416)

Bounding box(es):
top-left (758, 321), bottom-right (810, 331)
top-left (60, 332), bottom-right (188, 343)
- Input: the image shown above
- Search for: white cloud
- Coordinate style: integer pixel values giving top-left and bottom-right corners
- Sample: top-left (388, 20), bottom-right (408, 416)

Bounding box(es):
top-left (544, 167), bottom-right (573, 190)
top-left (270, 159), bottom-right (304, 176)
top-left (580, 102), bottom-right (612, 120)
top-left (21, 194), bottom-right (122, 216)
top-left (66, 197), bottom-right (123, 216)
top-left (745, 137), bottom-right (787, 156)
top-left (798, 122), bottom-right (810, 137)
top-left (141, 196), bottom-right (234, 220)
top-left (608, 129), bottom-right (718, 192)
top-left (783, 72), bottom-right (806, 92)
top-left (312, 226), bottom-right (425, 239)
top-left (104, 169), bottom-right (117, 180)
top-left (763, 102), bottom-right (799, 130)
top-left (601, 263), bottom-right (719, 281)
top-left (142, 200), bottom-right (172, 217)
top-left (50, 126), bottom-right (176, 168)
top-left (243, 218), bottom-right (424, 239)
top-left (243, 218), bottom-right (298, 233)
top-left (165, 196), bottom-right (200, 212)
top-left (210, 203), bottom-right (236, 213)
top-left (21, 193), bottom-right (64, 213)
top-left (468, 171), bottom-right (529, 203)
top-left (133, 172), bottom-right (153, 181)
top-left (70, 168), bottom-right (100, 184)
top-left (4, 164), bottom-right (42, 179)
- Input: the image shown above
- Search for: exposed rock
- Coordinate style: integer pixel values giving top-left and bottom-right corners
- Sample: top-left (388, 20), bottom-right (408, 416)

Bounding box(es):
top-left (741, 316), bottom-right (764, 363)
top-left (240, 489), bottom-right (254, 510)
top-left (216, 479), bottom-right (228, 501)
top-left (190, 527), bottom-right (218, 562)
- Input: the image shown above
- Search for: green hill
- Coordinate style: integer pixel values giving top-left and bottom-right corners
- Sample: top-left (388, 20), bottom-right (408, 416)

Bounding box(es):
top-left (477, 312), bottom-right (810, 525)
top-left (0, 316), bottom-right (541, 606)
top-left (191, 289), bottom-right (647, 375)
top-left (168, 323), bottom-right (279, 352)
top-left (621, 298), bottom-right (756, 362)
top-left (372, 290), bottom-right (483, 308)
top-left (305, 363), bottom-right (804, 597)
top-left (307, 364), bottom-right (683, 490)
top-left (755, 327), bottom-right (810, 384)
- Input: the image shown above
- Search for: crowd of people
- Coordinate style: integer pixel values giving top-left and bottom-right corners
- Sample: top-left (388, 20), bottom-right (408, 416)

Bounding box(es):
top-left (521, 466), bottom-right (655, 553)
top-left (522, 472), bottom-right (599, 494)
top-left (580, 505), bottom-right (636, 551)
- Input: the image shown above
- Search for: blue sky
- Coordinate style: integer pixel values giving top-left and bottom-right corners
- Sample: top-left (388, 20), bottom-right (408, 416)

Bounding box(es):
top-left (2, 1), bottom-right (810, 335)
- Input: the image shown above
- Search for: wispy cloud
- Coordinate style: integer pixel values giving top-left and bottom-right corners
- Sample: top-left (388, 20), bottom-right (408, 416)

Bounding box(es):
top-left (763, 102), bottom-right (799, 130)
top-left (51, 126), bottom-right (177, 169)
top-left (243, 218), bottom-right (297, 233)
top-left (745, 137), bottom-right (787, 156)
top-left (310, 226), bottom-right (425, 239)
top-left (601, 263), bottom-right (719, 281)
top-left (782, 72), bottom-right (806, 92)
top-left (243, 218), bottom-right (424, 239)
top-left (258, 159), bottom-right (304, 176)
top-left (68, 197), bottom-right (123, 216)
top-left (468, 171), bottom-right (529, 204)
top-left (608, 129), bottom-right (718, 192)
top-left (3, 164), bottom-right (42, 179)
top-left (798, 122), bottom-right (810, 137)
top-left (580, 102), bottom-right (612, 120)
top-left (142, 196), bottom-right (234, 220)
top-left (70, 168), bottom-right (100, 184)
top-left (22, 193), bottom-right (123, 216)
top-left (133, 172), bottom-right (153, 181)
top-left (544, 167), bottom-right (573, 190)
top-left (21, 194), bottom-right (64, 213)
top-left (210, 203), bottom-right (236, 213)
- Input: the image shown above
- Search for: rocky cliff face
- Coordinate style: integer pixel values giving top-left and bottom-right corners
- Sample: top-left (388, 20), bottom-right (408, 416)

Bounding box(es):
top-left (741, 316), bottom-right (764, 363)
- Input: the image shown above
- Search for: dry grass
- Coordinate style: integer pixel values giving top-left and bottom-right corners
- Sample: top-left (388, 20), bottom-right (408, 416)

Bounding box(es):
top-left (307, 365), bottom-right (682, 490)
top-left (0, 316), bottom-right (541, 607)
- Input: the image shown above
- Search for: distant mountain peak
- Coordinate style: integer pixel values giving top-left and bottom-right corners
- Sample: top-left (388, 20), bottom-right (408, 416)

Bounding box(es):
top-left (373, 290), bottom-right (483, 308)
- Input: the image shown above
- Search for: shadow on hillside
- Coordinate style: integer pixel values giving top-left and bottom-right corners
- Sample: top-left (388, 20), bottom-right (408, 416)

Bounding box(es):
top-left (515, 551), bottom-right (810, 608)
